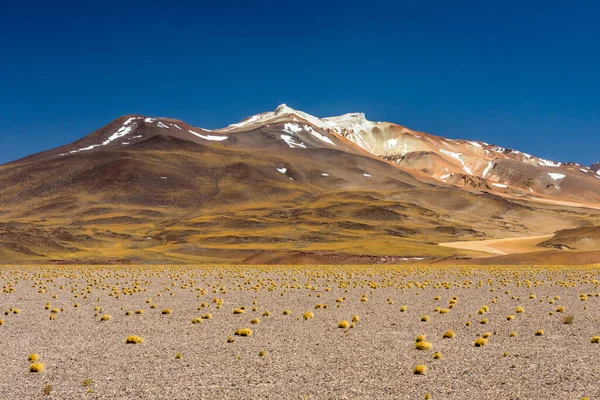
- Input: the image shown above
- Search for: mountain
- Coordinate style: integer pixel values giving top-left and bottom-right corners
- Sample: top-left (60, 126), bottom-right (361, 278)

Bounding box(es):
top-left (1, 104), bottom-right (599, 264)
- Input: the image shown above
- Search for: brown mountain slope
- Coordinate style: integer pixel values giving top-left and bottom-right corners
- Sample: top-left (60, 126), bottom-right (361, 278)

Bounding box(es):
top-left (537, 226), bottom-right (600, 251)
top-left (1, 107), bottom-right (599, 264)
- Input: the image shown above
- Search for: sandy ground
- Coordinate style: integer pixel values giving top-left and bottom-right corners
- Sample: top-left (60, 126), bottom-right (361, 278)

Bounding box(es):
top-left (1, 265), bottom-right (600, 400)
top-left (439, 235), bottom-right (553, 255)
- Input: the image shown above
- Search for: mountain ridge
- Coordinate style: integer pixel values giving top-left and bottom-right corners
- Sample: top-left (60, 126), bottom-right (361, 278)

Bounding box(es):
top-left (2, 104), bottom-right (599, 265)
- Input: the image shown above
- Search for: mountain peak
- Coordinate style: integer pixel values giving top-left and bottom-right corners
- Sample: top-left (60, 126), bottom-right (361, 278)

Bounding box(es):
top-left (274, 103), bottom-right (296, 115)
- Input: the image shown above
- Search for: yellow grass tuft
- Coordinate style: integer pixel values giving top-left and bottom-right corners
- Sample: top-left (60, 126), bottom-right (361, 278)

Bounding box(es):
top-left (250, 318), bottom-right (260, 324)
top-left (29, 362), bottom-right (45, 372)
top-left (338, 320), bottom-right (350, 329)
top-left (352, 315), bottom-right (360, 322)
top-left (191, 317), bottom-right (202, 324)
top-left (590, 336), bottom-right (600, 343)
top-left (421, 316), bottom-right (429, 322)
top-left (161, 309), bottom-right (172, 315)
top-left (433, 352), bottom-right (442, 359)
top-left (234, 328), bottom-right (253, 337)
top-left (303, 311), bottom-right (314, 320)
top-left (413, 365), bottom-right (428, 375)
top-left (515, 306), bottom-right (524, 313)
top-left (28, 353), bottom-right (39, 362)
top-left (473, 337), bottom-right (487, 347)
top-left (415, 341), bottom-right (433, 350)
top-left (125, 335), bottom-right (144, 344)
top-left (534, 330), bottom-right (544, 336)
top-left (442, 330), bottom-right (455, 339)
top-left (100, 314), bottom-right (111, 321)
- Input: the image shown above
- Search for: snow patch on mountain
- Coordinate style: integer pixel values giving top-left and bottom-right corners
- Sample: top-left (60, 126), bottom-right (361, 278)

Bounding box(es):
top-left (440, 149), bottom-right (473, 175)
top-left (280, 135), bottom-right (306, 149)
top-left (482, 161), bottom-right (493, 177)
top-left (303, 125), bottom-right (335, 145)
top-left (188, 130), bottom-right (228, 141)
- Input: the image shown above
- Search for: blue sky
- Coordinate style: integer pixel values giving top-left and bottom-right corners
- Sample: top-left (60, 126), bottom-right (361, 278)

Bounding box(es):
top-left (1, 0), bottom-right (598, 165)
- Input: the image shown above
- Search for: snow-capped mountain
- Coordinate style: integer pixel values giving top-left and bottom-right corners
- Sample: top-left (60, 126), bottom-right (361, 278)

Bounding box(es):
top-left (2, 104), bottom-right (600, 264)
top-left (15, 104), bottom-right (600, 206)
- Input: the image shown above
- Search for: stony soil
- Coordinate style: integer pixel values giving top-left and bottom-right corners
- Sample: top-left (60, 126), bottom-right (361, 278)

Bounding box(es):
top-left (1, 265), bottom-right (599, 399)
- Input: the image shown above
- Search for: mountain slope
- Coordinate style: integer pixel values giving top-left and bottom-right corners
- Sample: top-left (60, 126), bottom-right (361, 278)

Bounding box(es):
top-left (1, 105), bottom-right (599, 264)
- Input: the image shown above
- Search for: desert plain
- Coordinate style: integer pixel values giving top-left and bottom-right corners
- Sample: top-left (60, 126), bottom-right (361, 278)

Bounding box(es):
top-left (1, 264), bottom-right (599, 399)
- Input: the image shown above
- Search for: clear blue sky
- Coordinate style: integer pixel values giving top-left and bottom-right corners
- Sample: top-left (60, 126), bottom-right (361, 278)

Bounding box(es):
top-left (1, 0), bottom-right (598, 165)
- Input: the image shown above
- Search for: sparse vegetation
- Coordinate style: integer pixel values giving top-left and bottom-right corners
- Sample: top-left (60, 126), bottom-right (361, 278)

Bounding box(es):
top-left (30, 362), bottom-right (45, 372)
top-left (125, 335), bottom-right (144, 344)
top-left (234, 328), bottom-right (253, 337)
top-left (442, 330), bottom-right (455, 339)
top-left (338, 320), bottom-right (350, 329)
top-left (413, 365), bottom-right (428, 375)
top-left (562, 314), bottom-right (574, 324)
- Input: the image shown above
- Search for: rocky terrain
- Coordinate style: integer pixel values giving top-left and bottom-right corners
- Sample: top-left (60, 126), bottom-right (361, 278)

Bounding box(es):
top-left (2, 265), bottom-right (600, 399)
top-left (1, 105), bottom-right (599, 264)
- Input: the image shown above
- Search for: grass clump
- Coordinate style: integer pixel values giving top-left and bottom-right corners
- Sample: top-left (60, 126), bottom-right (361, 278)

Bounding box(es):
top-left (562, 314), bottom-right (574, 324)
top-left (473, 337), bottom-right (487, 347)
top-left (303, 311), bottom-right (314, 320)
top-left (191, 317), bottom-right (202, 324)
top-left (250, 318), bottom-right (260, 324)
top-left (421, 316), bottom-right (429, 322)
top-left (234, 328), bottom-right (253, 337)
top-left (515, 306), bottom-right (524, 313)
top-left (415, 341), bottom-right (433, 350)
top-left (100, 314), bottom-right (111, 321)
top-left (433, 352), bottom-right (442, 359)
top-left (125, 335), bottom-right (144, 344)
top-left (338, 320), bottom-right (350, 329)
top-left (534, 330), bottom-right (544, 336)
top-left (442, 330), bottom-right (455, 339)
top-left (161, 309), bottom-right (172, 315)
top-left (413, 365), bottom-right (428, 375)
top-left (591, 336), bottom-right (600, 343)
top-left (30, 362), bottom-right (45, 372)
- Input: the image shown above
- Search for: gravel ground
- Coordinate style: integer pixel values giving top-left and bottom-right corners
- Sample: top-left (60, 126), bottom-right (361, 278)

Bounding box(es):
top-left (1, 265), bottom-right (599, 400)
